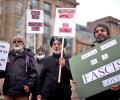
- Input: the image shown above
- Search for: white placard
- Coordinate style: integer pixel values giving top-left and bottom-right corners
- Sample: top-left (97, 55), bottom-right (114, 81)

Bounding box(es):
top-left (0, 41), bottom-right (10, 71)
top-left (54, 8), bottom-right (76, 38)
top-left (26, 9), bottom-right (44, 34)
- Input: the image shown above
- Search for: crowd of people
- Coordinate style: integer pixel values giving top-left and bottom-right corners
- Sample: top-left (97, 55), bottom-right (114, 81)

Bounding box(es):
top-left (0, 24), bottom-right (120, 100)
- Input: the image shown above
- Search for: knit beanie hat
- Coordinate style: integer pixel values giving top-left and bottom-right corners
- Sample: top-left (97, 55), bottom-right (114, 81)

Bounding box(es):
top-left (93, 24), bottom-right (110, 38)
top-left (36, 46), bottom-right (47, 55)
top-left (13, 34), bottom-right (26, 47)
top-left (50, 36), bottom-right (67, 48)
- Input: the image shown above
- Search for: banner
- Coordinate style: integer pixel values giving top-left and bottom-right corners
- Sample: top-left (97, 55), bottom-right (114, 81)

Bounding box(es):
top-left (69, 34), bottom-right (120, 99)
top-left (26, 9), bottom-right (44, 34)
top-left (54, 8), bottom-right (76, 37)
top-left (0, 41), bottom-right (10, 71)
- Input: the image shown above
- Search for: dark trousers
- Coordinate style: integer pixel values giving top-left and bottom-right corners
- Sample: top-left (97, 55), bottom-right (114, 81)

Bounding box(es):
top-left (4, 95), bottom-right (29, 100)
top-left (43, 97), bottom-right (71, 100)
top-left (42, 86), bottom-right (71, 100)
top-left (86, 89), bottom-right (120, 100)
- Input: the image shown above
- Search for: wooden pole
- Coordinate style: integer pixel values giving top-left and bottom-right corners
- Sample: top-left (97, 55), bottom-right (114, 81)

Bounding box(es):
top-left (34, 34), bottom-right (36, 53)
top-left (58, 37), bottom-right (64, 83)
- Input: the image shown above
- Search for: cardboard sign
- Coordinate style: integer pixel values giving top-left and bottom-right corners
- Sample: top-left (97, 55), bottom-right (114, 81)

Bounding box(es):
top-left (0, 41), bottom-right (10, 71)
top-left (69, 34), bottom-right (120, 99)
top-left (26, 9), bottom-right (44, 34)
top-left (54, 8), bottom-right (76, 37)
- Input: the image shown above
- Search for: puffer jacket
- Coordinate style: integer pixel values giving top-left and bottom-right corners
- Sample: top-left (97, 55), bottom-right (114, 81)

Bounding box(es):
top-left (2, 48), bottom-right (37, 96)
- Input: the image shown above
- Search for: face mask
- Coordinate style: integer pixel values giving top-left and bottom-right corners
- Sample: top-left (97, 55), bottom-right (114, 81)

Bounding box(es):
top-left (36, 54), bottom-right (45, 59)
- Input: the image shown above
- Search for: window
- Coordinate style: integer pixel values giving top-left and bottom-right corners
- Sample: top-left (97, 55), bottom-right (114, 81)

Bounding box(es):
top-left (44, 2), bottom-right (51, 13)
top-left (43, 2), bottom-right (51, 53)
top-left (44, 2), bottom-right (51, 23)
top-left (66, 38), bottom-right (72, 55)
top-left (16, 1), bottom-right (23, 16)
top-left (44, 24), bottom-right (50, 35)
top-left (16, 19), bottom-right (22, 29)
top-left (31, 0), bottom-right (39, 9)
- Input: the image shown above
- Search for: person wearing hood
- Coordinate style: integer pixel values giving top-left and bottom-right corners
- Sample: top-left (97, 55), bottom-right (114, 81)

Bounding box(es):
top-left (36, 36), bottom-right (73, 100)
top-left (0, 34), bottom-right (37, 100)
top-left (31, 46), bottom-right (47, 100)
top-left (86, 24), bottom-right (120, 100)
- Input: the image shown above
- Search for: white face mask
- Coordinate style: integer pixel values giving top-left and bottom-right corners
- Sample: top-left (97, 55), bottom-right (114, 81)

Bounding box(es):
top-left (36, 55), bottom-right (45, 59)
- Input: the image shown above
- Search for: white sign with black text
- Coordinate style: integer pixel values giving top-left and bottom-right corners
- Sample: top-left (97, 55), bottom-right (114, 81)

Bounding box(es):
top-left (26, 9), bottom-right (44, 34)
top-left (54, 8), bottom-right (76, 37)
top-left (0, 41), bottom-right (10, 71)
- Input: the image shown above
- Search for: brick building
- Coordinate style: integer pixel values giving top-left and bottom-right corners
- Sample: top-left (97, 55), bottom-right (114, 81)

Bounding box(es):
top-left (87, 16), bottom-right (120, 36)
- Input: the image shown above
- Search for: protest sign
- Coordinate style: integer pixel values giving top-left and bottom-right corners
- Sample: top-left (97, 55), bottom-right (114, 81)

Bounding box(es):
top-left (53, 8), bottom-right (76, 82)
top-left (54, 8), bottom-right (76, 38)
top-left (69, 34), bottom-right (120, 99)
top-left (26, 9), bottom-right (44, 34)
top-left (0, 41), bottom-right (10, 71)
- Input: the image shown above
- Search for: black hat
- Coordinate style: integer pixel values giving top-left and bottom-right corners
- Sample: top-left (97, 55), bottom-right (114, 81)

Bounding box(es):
top-left (50, 36), bottom-right (67, 48)
top-left (94, 24), bottom-right (110, 38)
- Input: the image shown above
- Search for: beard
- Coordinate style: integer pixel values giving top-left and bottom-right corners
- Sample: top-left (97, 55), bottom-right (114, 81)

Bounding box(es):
top-left (96, 35), bottom-right (108, 43)
top-left (52, 49), bottom-right (61, 55)
top-left (14, 44), bottom-right (24, 51)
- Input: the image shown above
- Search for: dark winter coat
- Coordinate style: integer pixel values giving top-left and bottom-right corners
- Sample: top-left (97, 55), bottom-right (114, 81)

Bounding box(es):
top-left (0, 48), bottom-right (37, 96)
top-left (36, 53), bottom-right (73, 100)
top-left (31, 58), bottom-right (44, 100)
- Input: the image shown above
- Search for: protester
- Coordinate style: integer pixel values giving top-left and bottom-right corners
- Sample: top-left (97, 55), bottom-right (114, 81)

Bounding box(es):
top-left (0, 34), bottom-right (37, 100)
top-left (36, 36), bottom-right (73, 100)
top-left (31, 46), bottom-right (47, 100)
top-left (86, 24), bottom-right (120, 100)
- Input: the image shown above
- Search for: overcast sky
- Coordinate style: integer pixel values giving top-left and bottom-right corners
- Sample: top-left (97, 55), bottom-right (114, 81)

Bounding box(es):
top-left (76, 0), bottom-right (120, 26)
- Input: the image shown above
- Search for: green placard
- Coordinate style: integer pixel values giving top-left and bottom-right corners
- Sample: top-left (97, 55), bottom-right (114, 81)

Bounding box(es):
top-left (69, 34), bottom-right (120, 99)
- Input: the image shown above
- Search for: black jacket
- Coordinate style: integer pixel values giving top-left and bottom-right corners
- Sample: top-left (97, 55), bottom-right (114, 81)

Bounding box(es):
top-left (0, 48), bottom-right (37, 96)
top-left (31, 58), bottom-right (45, 100)
top-left (36, 53), bottom-right (73, 100)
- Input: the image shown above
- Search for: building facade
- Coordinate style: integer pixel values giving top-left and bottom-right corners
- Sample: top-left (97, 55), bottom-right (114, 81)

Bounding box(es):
top-left (0, 0), bottom-right (78, 53)
top-left (87, 16), bottom-right (120, 37)
top-left (75, 24), bottom-right (95, 54)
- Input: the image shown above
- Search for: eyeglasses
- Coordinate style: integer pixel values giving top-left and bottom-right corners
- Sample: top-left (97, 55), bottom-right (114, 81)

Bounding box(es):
top-left (95, 29), bottom-right (106, 33)
top-left (13, 40), bottom-right (22, 44)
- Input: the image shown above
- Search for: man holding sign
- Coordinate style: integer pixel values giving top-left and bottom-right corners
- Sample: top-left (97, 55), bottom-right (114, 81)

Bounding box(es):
top-left (36, 36), bottom-right (73, 100)
top-left (36, 8), bottom-right (75, 100)
top-left (85, 24), bottom-right (120, 100)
